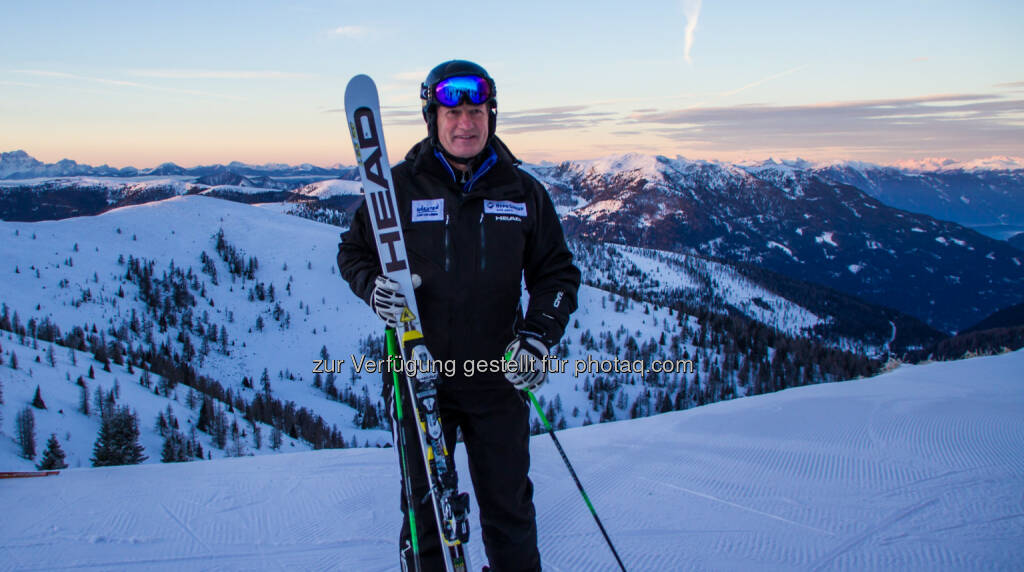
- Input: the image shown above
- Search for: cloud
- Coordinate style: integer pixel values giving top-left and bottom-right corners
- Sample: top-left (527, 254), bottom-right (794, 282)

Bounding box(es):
top-left (681, 0), bottom-right (702, 64)
top-left (128, 69), bottom-right (312, 80)
top-left (721, 66), bottom-right (806, 98)
top-left (349, 103), bottom-right (618, 134)
top-left (499, 105), bottom-right (618, 134)
top-left (631, 93), bottom-right (1001, 125)
top-left (0, 80), bottom-right (39, 88)
top-left (393, 70), bottom-right (429, 82)
top-left (12, 69), bottom-right (242, 99)
top-left (329, 25), bottom-right (367, 38)
top-left (628, 93), bottom-right (1024, 158)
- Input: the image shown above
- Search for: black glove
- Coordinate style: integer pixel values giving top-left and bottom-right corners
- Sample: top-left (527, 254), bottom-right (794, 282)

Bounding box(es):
top-left (503, 334), bottom-right (550, 392)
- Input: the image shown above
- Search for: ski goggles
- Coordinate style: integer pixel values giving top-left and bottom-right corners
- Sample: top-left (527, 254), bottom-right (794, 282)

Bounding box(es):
top-left (431, 75), bottom-right (492, 107)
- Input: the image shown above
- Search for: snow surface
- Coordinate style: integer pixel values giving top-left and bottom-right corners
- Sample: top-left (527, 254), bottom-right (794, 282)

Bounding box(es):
top-left (579, 154), bottom-right (665, 179)
top-left (0, 194), bottom-right (744, 468)
top-left (0, 176), bottom-right (194, 193)
top-left (0, 195), bottom-right (393, 451)
top-left (815, 232), bottom-right (838, 248)
top-left (294, 179), bottom-right (363, 200)
top-left (890, 156), bottom-right (1024, 172)
top-left (596, 244), bottom-right (823, 338)
top-left (2, 350), bottom-right (1022, 570)
top-left (767, 241), bottom-right (797, 260)
top-left (0, 332), bottom-right (312, 471)
top-left (576, 199), bottom-right (625, 221)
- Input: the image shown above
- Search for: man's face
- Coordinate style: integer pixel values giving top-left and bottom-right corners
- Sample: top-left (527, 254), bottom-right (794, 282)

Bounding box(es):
top-left (436, 103), bottom-right (489, 160)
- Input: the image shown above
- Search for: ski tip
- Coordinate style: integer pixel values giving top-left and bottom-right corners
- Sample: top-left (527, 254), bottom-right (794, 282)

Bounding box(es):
top-left (346, 73), bottom-right (376, 91)
top-left (344, 74), bottom-right (380, 110)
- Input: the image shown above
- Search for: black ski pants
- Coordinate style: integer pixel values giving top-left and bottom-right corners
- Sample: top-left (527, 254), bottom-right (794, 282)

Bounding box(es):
top-left (388, 377), bottom-right (541, 572)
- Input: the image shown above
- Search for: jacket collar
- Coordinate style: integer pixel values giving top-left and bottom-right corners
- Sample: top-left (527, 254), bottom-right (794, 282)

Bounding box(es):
top-left (406, 136), bottom-right (523, 197)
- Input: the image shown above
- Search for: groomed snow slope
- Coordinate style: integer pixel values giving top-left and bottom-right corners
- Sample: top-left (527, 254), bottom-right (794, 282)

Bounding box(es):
top-left (2, 350), bottom-right (1023, 571)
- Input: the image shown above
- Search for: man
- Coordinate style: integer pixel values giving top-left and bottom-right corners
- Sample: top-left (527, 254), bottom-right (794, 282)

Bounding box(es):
top-left (337, 59), bottom-right (580, 571)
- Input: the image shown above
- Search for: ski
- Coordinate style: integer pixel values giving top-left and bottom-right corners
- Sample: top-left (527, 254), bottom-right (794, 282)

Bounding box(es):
top-left (345, 74), bottom-right (471, 572)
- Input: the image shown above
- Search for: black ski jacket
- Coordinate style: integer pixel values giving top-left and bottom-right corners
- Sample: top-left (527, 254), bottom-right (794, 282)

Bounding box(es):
top-left (337, 137), bottom-right (580, 381)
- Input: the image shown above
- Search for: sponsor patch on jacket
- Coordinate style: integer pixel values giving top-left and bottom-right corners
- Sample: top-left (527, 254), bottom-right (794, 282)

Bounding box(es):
top-left (484, 200), bottom-right (527, 217)
top-left (411, 199), bottom-right (444, 222)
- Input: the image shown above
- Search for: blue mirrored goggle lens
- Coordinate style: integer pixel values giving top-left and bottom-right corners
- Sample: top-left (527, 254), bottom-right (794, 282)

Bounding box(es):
top-left (434, 75), bottom-right (491, 107)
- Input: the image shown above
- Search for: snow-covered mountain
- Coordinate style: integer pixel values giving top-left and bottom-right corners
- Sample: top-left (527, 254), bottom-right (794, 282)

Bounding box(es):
top-left (0, 151), bottom-right (361, 222)
top-left (5, 149), bottom-right (1022, 333)
top-left (808, 162), bottom-right (1024, 234)
top-left (0, 197), bottom-right (397, 468)
top-left (533, 155), bottom-right (1024, 334)
top-left (0, 150), bottom-right (355, 181)
top-left (573, 242), bottom-right (943, 352)
top-left (889, 155), bottom-right (1024, 172)
top-left (0, 150), bottom-right (136, 179)
top-left (3, 348), bottom-right (1022, 570)
top-left (5, 149), bottom-right (1023, 233)
top-left (1, 195), bottom-right (885, 471)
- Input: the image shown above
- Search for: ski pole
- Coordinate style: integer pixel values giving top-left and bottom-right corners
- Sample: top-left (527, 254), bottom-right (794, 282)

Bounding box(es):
top-left (387, 328), bottom-right (422, 572)
top-left (525, 389), bottom-right (627, 572)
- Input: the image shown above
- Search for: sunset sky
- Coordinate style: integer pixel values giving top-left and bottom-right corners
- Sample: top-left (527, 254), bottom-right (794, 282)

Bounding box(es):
top-left (2, 0), bottom-right (1022, 168)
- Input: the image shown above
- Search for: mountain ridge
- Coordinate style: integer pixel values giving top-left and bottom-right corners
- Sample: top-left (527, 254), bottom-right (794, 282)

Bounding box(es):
top-left (533, 157), bottom-right (1024, 333)
top-left (4, 150), bottom-right (1023, 333)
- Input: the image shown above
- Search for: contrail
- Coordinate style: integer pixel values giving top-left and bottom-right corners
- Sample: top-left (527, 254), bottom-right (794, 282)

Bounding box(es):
top-left (682, 0), bottom-right (702, 64)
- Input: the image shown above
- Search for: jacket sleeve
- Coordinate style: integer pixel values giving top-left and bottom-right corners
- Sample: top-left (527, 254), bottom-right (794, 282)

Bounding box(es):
top-left (521, 175), bottom-right (581, 348)
top-left (337, 199), bottom-right (380, 307)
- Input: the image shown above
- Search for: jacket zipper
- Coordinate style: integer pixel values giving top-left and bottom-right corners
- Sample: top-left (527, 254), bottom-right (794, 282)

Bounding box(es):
top-left (479, 212), bottom-right (486, 271)
top-left (444, 212), bottom-right (452, 272)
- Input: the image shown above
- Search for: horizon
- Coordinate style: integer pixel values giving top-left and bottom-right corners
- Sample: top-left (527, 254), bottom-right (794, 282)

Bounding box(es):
top-left (4, 147), bottom-right (1023, 173)
top-left (2, 1), bottom-right (1022, 167)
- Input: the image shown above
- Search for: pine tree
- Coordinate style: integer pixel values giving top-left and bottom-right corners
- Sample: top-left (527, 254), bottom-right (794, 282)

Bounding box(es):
top-left (91, 406), bottom-right (148, 466)
top-left (31, 386), bottom-right (46, 409)
top-left (600, 396), bottom-right (616, 423)
top-left (270, 424), bottom-right (283, 450)
top-left (190, 428), bottom-right (204, 459)
top-left (93, 386), bottom-right (106, 418)
top-left (213, 409), bottom-right (229, 449)
top-left (156, 410), bottom-right (169, 437)
top-left (161, 431), bottom-right (190, 463)
top-left (79, 381), bottom-right (90, 415)
top-left (260, 368), bottom-right (271, 395)
top-left (16, 406), bottom-right (36, 459)
top-left (226, 420), bottom-right (246, 457)
top-left (360, 401), bottom-right (380, 429)
top-left (36, 434), bottom-right (68, 470)
top-left (325, 373), bottom-right (338, 400)
top-left (197, 397), bottom-right (213, 432)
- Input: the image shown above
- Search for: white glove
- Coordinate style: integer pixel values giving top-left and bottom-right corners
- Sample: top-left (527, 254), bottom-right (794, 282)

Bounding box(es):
top-left (503, 335), bottom-right (550, 392)
top-left (370, 274), bottom-right (420, 327)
